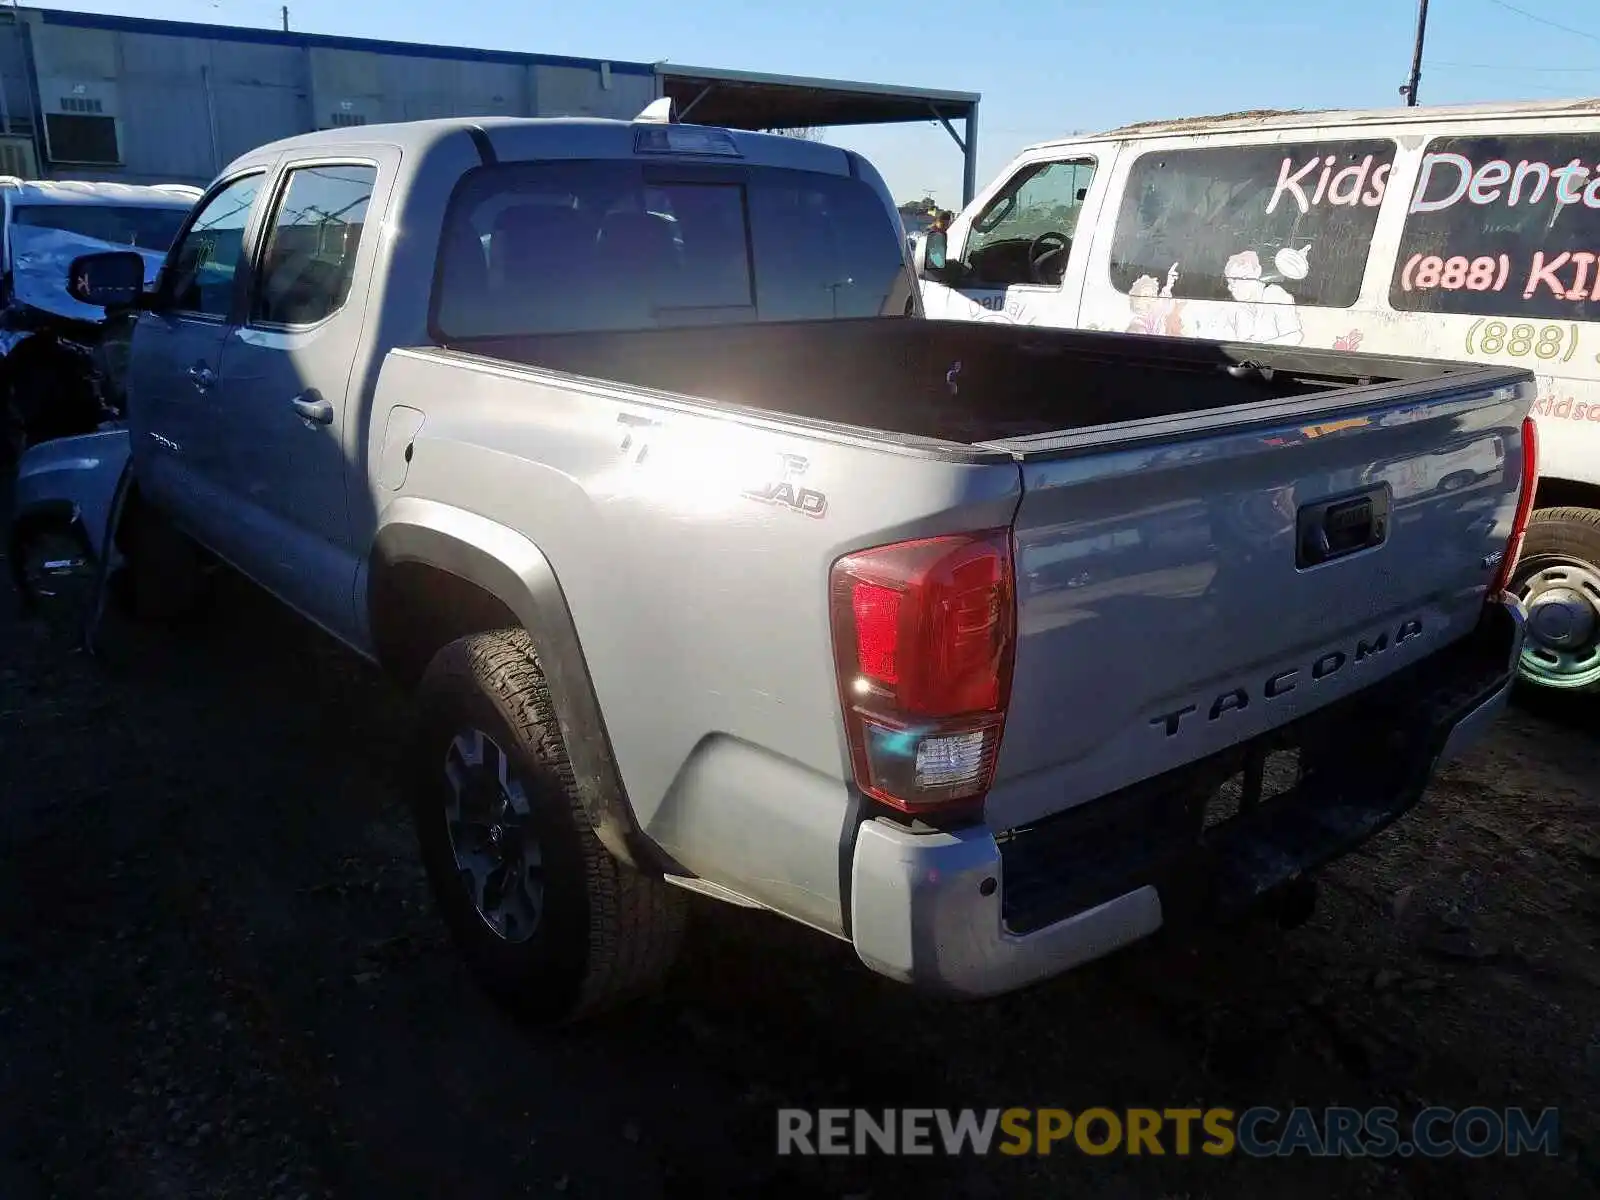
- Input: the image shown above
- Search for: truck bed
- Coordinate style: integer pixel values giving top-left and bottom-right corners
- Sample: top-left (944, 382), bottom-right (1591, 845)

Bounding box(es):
top-left (420, 315), bottom-right (1532, 837)
top-left (450, 318), bottom-right (1487, 448)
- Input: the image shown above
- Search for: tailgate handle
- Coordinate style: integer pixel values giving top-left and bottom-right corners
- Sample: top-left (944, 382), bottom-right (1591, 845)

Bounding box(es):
top-left (1297, 486), bottom-right (1390, 568)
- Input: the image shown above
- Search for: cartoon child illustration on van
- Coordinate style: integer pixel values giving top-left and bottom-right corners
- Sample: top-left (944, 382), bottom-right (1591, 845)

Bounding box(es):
top-left (1126, 262), bottom-right (1186, 336)
top-left (1209, 247), bottom-right (1307, 345)
top-left (1123, 245), bottom-right (1309, 345)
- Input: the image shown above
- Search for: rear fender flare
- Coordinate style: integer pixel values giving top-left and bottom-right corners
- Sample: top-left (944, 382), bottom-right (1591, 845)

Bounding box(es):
top-left (371, 498), bottom-right (668, 873)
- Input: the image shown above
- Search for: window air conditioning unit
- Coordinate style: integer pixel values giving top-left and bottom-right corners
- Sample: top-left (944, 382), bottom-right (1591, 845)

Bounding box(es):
top-left (38, 79), bottom-right (122, 166)
top-left (320, 99), bottom-right (375, 131)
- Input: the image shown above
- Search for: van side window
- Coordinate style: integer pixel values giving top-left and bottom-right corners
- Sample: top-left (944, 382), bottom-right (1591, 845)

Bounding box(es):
top-left (1109, 140), bottom-right (1396, 310)
top-left (963, 159), bottom-right (1096, 288)
top-left (1391, 133), bottom-right (1600, 323)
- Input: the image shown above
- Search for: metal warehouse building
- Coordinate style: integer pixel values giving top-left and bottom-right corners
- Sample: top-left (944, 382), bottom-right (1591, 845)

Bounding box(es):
top-left (0, 6), bottom-right (982, 200)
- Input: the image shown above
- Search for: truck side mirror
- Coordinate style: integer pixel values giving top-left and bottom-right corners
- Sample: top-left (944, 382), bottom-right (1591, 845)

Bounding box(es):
top-left (66, 251), bottom-right (147, 311)
top-left (920, 229), bottom-right (948, 279)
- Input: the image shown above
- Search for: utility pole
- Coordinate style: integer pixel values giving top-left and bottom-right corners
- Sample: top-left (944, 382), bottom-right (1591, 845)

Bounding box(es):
top-left (1401, 0), bottom-right (1429, 106)
top-left (281, 5), bottom-right (289, 31)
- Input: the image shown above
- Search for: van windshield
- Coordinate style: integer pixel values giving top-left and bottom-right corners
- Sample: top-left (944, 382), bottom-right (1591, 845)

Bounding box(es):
top-left (11, 204), bottom-right (189, 251)
top-left (430, 159), bottom-right (913, 339)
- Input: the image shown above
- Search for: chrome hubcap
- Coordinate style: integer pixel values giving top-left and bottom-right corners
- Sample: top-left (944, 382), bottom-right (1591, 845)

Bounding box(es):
top-left (1528, 585), bottom-right (1595, 648)
top-left (1515, 557), bottom-right (1600, 688)
top-left (443, 729), bottom-right (544, 943)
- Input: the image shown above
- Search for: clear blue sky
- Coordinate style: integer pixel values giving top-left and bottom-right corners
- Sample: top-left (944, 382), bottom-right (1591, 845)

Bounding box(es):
top-left (35, 0), bottom-right (1600, 206)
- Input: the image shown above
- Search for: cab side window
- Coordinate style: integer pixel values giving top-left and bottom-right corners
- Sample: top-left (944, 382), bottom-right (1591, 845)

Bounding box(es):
top-left (162, 173), bottom-right (264, 318)
top-left (252, 164), bottom-right (377, 327)
top-left (1109, 139), bottom-right (1396, 310)
top-left (1390, 132), bottom-right (1600, 323)
top-left (963, 159), bottom-right (1096, 288)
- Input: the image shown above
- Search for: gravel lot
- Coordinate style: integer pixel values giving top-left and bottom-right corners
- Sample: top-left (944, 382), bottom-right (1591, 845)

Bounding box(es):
top-left (2, 483), bottom-right (1596, 1199)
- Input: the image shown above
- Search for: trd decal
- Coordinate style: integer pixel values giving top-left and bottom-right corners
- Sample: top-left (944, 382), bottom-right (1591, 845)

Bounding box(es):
top-left (616, 412), bottom-right (661, 463)
top-left (743, 452), bottom-right (828, 519)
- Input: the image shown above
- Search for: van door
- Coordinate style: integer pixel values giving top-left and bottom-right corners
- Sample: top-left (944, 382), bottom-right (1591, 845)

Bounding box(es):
top-left (924, 153), bottom-right (1104, 326)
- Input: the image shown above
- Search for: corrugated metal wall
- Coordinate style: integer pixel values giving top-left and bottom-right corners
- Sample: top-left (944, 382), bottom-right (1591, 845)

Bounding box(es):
top-left (535, 64), bottom-right (654, 120)
top-left (308, 50), bottom-right (531, 125)
top-left (0, 15), bottom-right (39, 174)
top-left (10, 10), bottom-right (656, 186)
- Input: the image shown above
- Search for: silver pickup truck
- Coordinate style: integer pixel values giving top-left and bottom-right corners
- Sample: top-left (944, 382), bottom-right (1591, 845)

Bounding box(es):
top-left (10, 111), bottom-right (1539, 1023)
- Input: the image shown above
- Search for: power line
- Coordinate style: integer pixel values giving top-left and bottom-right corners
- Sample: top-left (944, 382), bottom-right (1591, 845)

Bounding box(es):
top-left (1484, 0), bottom-right (1600, 44)
top-left (1428, 59), bottom-right (1600, 73)
top-left (1506, 81), bottom-right (1600, 97)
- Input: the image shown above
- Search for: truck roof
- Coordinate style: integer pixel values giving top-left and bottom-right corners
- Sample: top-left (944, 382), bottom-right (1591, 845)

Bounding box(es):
top-left (231, 115), bottom-right (857, 179)
top-left (0, 178), bottom-right (204, 208)
top-left (1026, 95), bottom-right (1600, 150)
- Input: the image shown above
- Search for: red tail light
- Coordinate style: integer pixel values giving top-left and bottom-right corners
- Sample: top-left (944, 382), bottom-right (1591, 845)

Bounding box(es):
top-left (1491, 415), bottom-right (1539, 597)
top-left (829, 530), bottom-right (1016, 816)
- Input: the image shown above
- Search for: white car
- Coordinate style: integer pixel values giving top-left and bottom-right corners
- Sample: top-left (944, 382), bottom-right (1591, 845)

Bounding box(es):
top-left (1, 178), bottom-right (201, 457)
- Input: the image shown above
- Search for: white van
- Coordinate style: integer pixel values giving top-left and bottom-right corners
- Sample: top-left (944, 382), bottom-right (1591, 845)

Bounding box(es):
top-left (917, 98), bottom-right (1600, 696)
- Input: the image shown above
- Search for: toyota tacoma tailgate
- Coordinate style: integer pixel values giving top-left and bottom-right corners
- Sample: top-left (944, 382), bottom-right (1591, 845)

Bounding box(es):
top-left (980, 363), bottom-right (1534, 835)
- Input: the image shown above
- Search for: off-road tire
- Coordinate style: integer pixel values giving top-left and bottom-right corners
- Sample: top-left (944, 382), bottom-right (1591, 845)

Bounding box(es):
top-left (1511, 506), bottom-right (1600, 693)
top-left (412, 629), bottom-right (687, 1023)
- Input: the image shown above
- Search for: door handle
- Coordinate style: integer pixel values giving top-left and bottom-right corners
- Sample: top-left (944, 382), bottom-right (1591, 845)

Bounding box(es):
top-left (1295, 486), bottom-right (1390, 568)
top-left (187, 364), bottom-right (215, 391)
top-left (290, 391), bottom-right (334, 425)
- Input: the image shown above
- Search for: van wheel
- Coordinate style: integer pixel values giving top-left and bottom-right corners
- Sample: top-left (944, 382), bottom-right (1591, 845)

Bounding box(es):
top-left (1511, 507), bottom-right (1600, 692)
top-left (412, 629), bottom-right (687, 1023)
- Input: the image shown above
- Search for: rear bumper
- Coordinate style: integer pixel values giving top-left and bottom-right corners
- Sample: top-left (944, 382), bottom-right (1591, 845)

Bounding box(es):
top-left (849, 598), bottom-right (1524, 998)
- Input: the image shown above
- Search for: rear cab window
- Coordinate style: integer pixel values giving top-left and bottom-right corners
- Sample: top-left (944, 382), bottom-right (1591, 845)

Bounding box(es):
top-left (1107, 139), bottom-right (1396, 342)
top-left (430, 158), bottom-right (912, 340)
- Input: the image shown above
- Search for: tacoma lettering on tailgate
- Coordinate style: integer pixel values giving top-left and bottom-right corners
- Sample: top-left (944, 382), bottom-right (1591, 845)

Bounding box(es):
top-left (1149, 617), bottom-right (1425, 738)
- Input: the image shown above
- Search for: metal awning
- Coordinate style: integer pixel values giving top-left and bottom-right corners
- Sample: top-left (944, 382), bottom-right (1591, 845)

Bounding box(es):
top-left (656, 64), bottom-right (982, 205)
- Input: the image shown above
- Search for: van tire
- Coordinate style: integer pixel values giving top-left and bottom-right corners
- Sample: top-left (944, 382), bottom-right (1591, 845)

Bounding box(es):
top-left (1510, 506), bottom-right (1600, 693)
top-left (412, 629), bottom-right (687, 1023)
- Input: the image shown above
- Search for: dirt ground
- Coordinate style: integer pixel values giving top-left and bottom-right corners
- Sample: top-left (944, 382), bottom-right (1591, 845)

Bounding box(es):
top-left (1, 494), bottom-right (1596, 1199)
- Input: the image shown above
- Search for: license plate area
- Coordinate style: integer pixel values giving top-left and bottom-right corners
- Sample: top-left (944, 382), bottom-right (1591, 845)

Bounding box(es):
top-left (995, 606), bottom-right (1515, 936)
